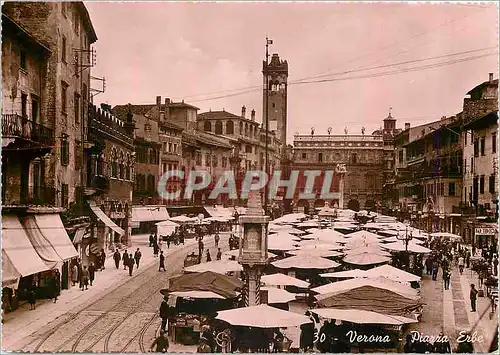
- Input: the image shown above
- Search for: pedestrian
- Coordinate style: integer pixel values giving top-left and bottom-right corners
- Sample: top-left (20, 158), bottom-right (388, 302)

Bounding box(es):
top-left (113, 249), bottom-right (121, 269)
top-left (443, 268), bottom-right (451, 290)
top-left (470, 283), bottom-right (478, 312)
top-left (123, 249), bottom-right (129, 270)
top-left (134, 248), bottom-right (142, 268)
top-left (77, 260), bottom-right (84, 290)
top-left (206, 249), bottom-right (212, 262)
top-left (214, 233), bottom-right (220, 248)
top-left (88, 262), bottom-right (96, 286)
top-left (216, 248), bottom-right (222, 261)
top-left (49, 272), bottom-right (60, 303)
top-left (166, 235), bottom-right (171, 249)
top-left (465, 250), bottom-right (471, 268)
top-left (425, 257), bottom-right (433, 275)
top-left (81, 266), bottom-right (90, 290)
top-left (149, 233), bottom-right (154, 247)
top-left (153, 242), bottom-right (159, 257)
top-left (159, 250), bottom-right (166, 272)
top-left (159, 296), bottom-right (169, 332)
top-left (432, 261), bottom-right (439, 281)
top-left (28, 286), bottom-right (36, 310)
top-left (71, 263), bottom-right (79, 286)
top-left (458, 255), bottom-right (465, 275)
top-left (128, 253), bottom-right (134, 276)
top-left (493, 256), bottom-right (498, 277)
top-left (472, 244), bottom-right (476, 256)
top-left (100, 249), bottom-right (106, 271)
top-left (150, 330), bottom-right (169, 353)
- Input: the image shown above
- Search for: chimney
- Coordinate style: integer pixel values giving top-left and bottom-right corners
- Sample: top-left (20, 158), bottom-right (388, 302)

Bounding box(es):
top-left (156, 96), bottom-right (161, 106)
top-left (165, 98), bottom-right (171, 106)
top-left (251, 109), bottom-right (255, 121)
top-left (405, 123), bottom-right (410, 130)
top-left (489, 73), bottom-right (494, 83)
top-left (241, 105), bottom-right (246, 118)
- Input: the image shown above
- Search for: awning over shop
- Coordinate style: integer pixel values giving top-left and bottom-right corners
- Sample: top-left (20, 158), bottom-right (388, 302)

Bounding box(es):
top-left (72, 227), bottom-right (88, 245)
top-left (132, 206), bottom-right (170, 222)
top-left (2, 215), bottom-right (49, 285)
top-left (22, 215), bottom-right (63, 269)
top-left (33, 214), bottom-right (78, 261)
top-left (88, 202), bottom-right (125, 236)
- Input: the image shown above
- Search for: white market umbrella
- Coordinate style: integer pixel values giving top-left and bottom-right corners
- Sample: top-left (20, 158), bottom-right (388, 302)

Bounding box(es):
top-left (296, 221), bottom-right (321, 228)
top-left (365, 264), bottom-right (421, 283)
top-left (216, 304), bottom-right (311, 328)
top-left (311, 308), bottom-right (417, 325)
top-left (156, 220), bottom-right (179, 236)
top-left (268, 240), bottom-right (298, 251)
top-left (312, 277), bottom-right (419, 300)
top-left (184, 259), bottom-right (242, 274)
top-left (287, 248), bottom-right (344, 258)
top-left (297, 240), bottom-right (345, 250)
top-left (169, 215), bottom-right (197, 223)
top-left (224, 249), bottom-right (278, 259)
top-left (261, 273), bottom-right (310, 288)
top-left (269, 226), bottom-right (305, 235)
top-left (272, 255), bottom-right (340, 270)
top-left (343, 252), bottom-right (390, 266)
top-left (320, 269), bottom-right (368, 279)
top-left (170, 290), bottom-right (226, 299)
top-left (262, 287), bottom-right (297, 304)
top-left (273, 213), bottom-right (307, 224)
top-left (269, 232), bottom-right (302, 242)
top-left (332, 222), bottom-right (358, 230)
top-left (343, 247), bottom-right (390, 257)
top-left (382, 241), bottom-right (432, 254)
top-left (347, 230), bottom-right (386, 240)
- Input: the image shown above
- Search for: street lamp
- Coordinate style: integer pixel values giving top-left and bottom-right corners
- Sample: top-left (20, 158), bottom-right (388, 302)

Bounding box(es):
top-left (396, 225), bottom-right (413, 252)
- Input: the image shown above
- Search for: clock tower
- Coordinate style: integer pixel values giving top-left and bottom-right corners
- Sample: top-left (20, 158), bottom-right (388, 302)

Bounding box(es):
top-left (263, 53), bottom-right (288, 148)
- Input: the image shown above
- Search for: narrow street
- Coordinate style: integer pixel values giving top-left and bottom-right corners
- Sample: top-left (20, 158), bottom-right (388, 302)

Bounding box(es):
top-left (5, 234), bottom-right (229, 353)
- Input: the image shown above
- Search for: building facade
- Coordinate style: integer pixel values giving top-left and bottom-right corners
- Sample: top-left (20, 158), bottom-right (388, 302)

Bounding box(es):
top-left (3, 1), bottom-right (98, 209)
top-left (461, 73), bottom-right (498, 247)
top-left (1, 2), bottom-right (96, 307)
top-left (79, 104), bottom-right (135, 259)
top-left (263, 53), bottom-right (288, 150)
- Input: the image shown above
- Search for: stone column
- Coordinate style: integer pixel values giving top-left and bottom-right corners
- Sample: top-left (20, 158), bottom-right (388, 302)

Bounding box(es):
top-left (243, 266), bottom-right (262, 307)
top-left (339, 174), bottom-right (345, 209)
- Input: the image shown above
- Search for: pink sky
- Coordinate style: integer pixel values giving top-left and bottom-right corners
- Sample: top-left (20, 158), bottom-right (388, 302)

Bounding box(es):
top-left (86, 2), bottom-right (498, 143)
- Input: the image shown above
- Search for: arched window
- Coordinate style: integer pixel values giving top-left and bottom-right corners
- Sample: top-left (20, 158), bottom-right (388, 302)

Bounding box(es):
top-left (125, 154), bottom-right (130, 180)
top-left (245, 123), bottom-right (248, 136)
top-left (119, 151), bottom-right (124, 179)
top-left (215, 120), bottom-right (223, 134)
top-left (117, 203), bottom-right (123, 212)
top-left (226, 120), bottom-right (234, 134)
top-left (111, 149), bottom-right (117, 178)
top-left (110, 202), bottom-right (116, 212)
top-left (149, 148), bottom-right (156, 164)
top-left (204, 121), bottom-right (212, 132)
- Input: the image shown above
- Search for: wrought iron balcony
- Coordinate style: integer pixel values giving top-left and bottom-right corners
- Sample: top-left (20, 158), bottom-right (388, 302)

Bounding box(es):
top-left (2, 114), bottom-right (55, 147)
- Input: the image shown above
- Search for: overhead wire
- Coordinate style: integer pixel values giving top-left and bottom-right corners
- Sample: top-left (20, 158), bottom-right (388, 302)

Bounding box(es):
top-left (187, 50), bottom-right (497, 102)
top-left (173, 5), bottom-right (493, 101)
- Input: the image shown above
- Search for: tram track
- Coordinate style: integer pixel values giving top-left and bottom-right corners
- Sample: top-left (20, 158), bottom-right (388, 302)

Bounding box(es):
top-left (28, 235), bottom-right (226, 353)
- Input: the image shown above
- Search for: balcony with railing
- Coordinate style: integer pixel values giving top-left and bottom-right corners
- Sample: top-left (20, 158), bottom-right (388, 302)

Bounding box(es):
top-left (2, 114), bottom-right (55, 148)
top-left (2, 183), bottom-right (56, 207)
